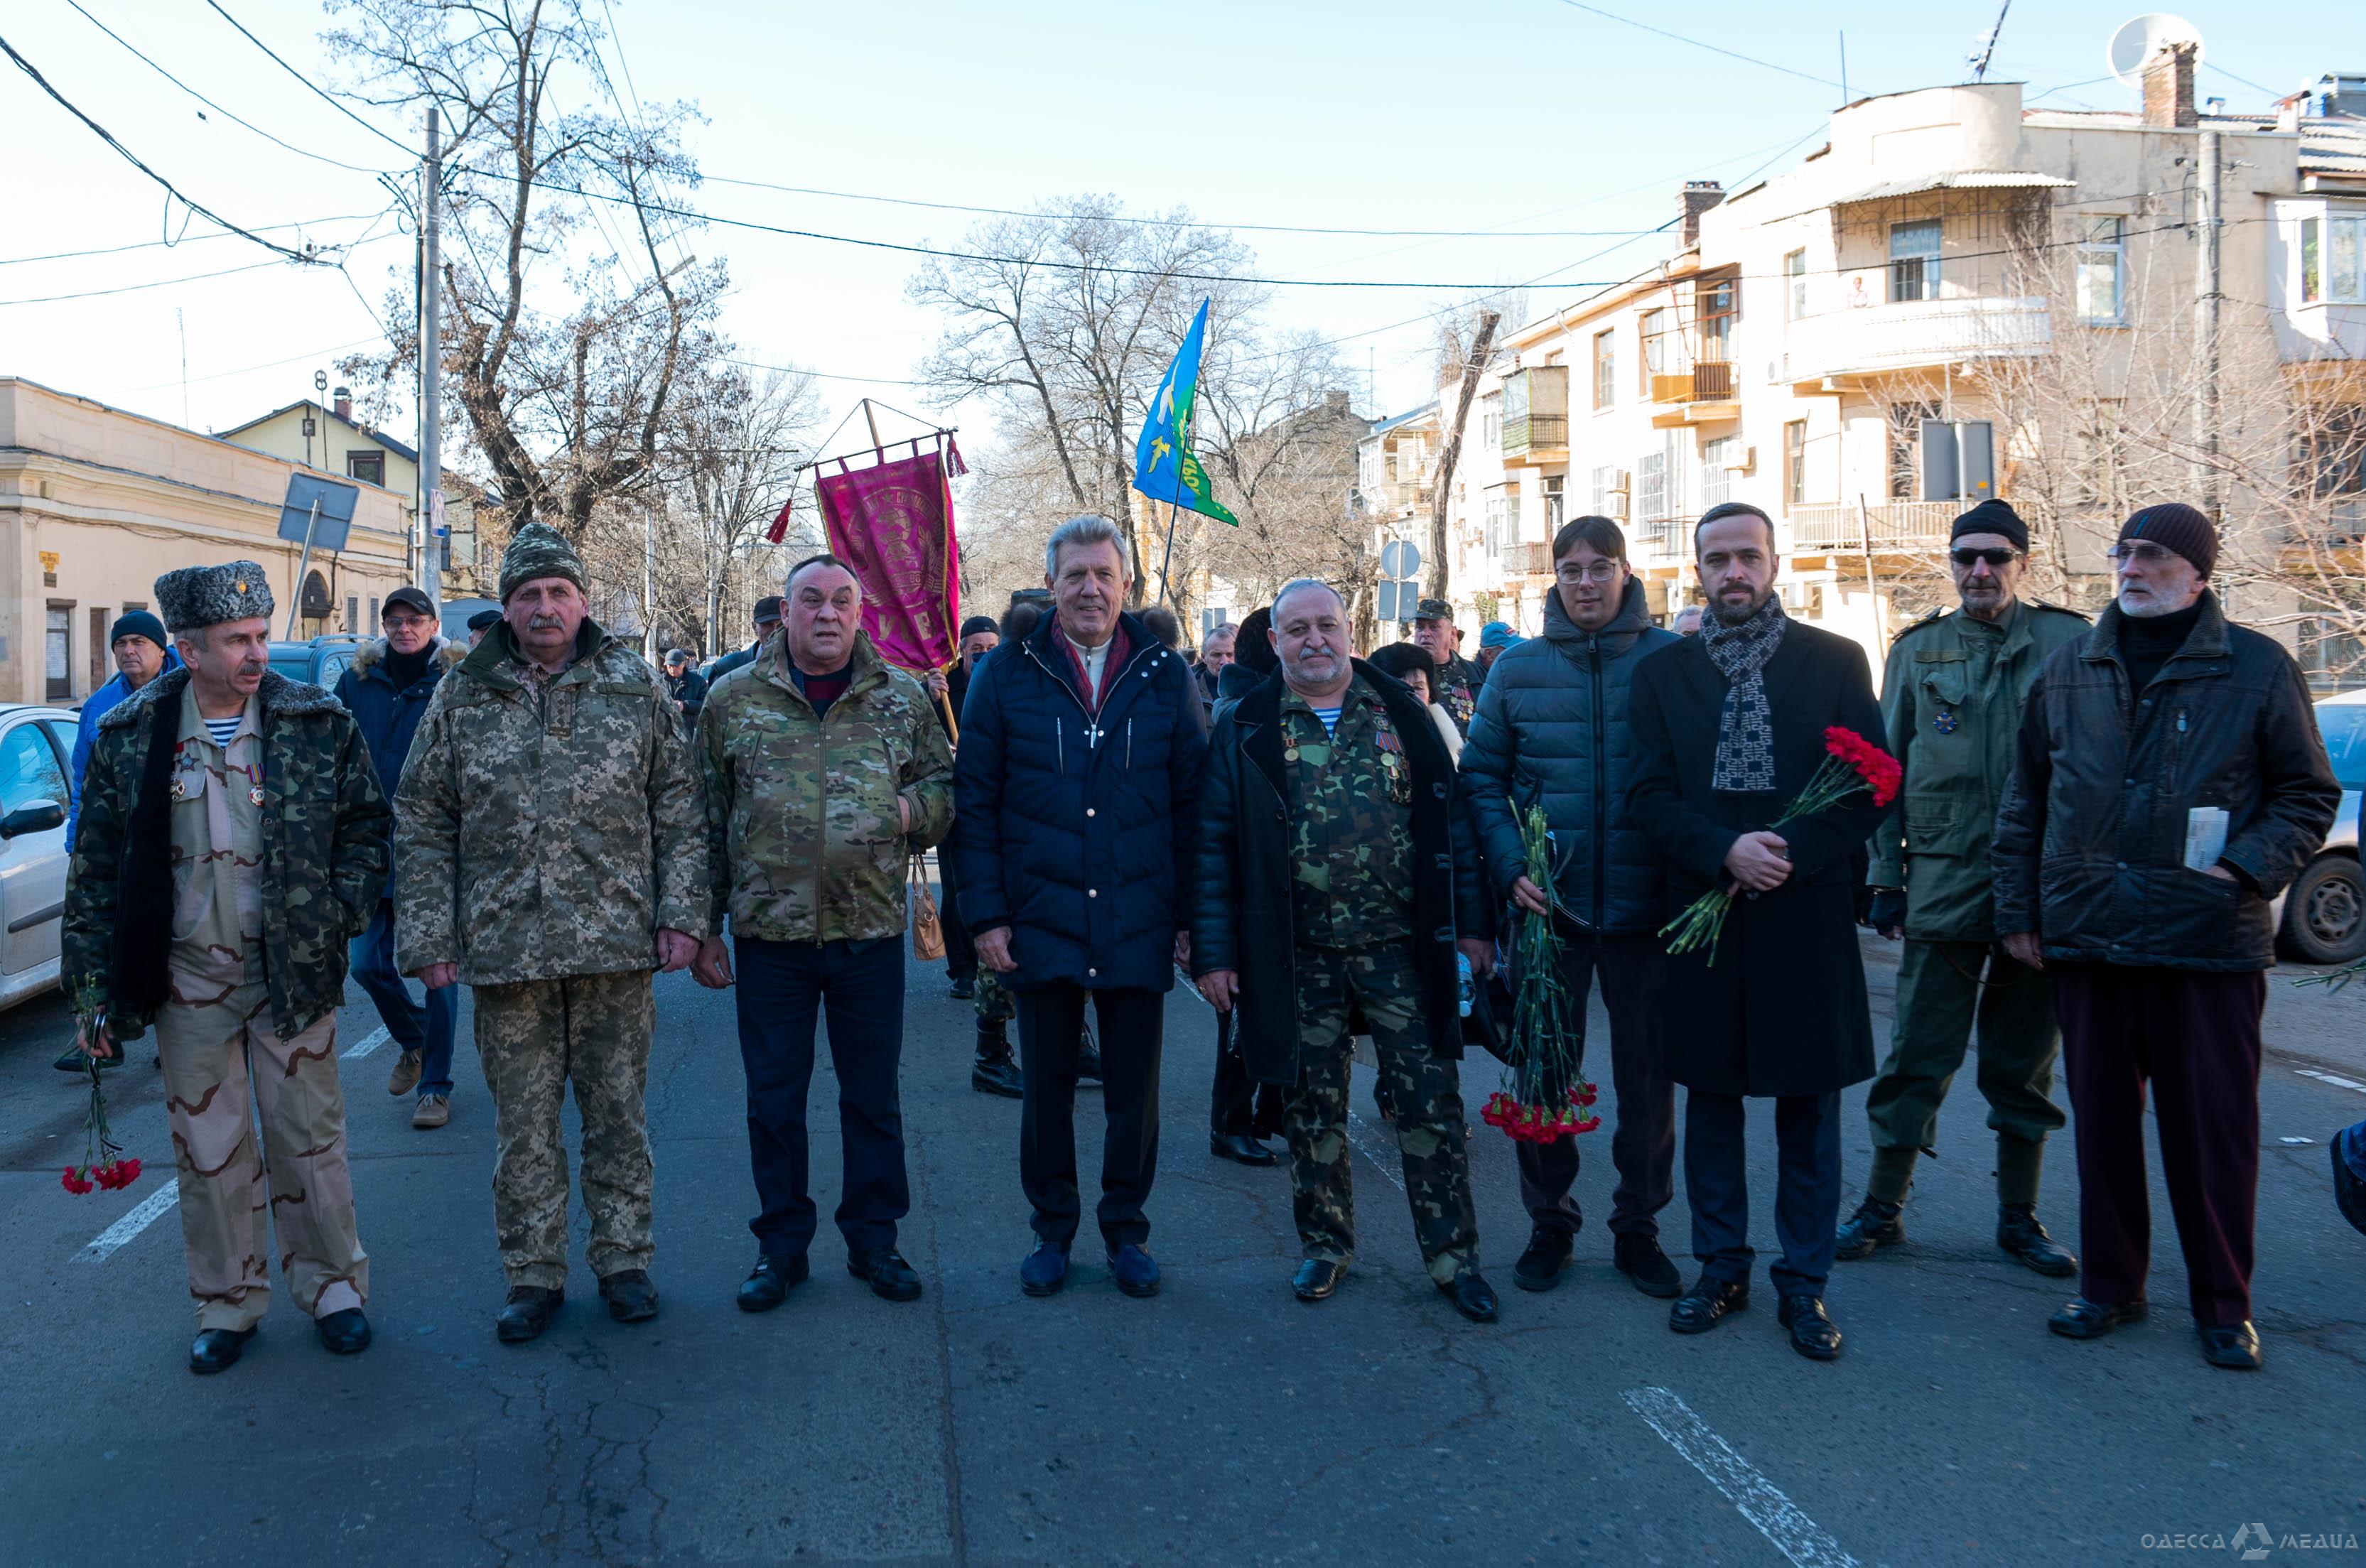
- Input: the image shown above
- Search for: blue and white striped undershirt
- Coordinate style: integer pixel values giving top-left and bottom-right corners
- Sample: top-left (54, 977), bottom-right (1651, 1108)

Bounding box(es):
top-left (202, 717), bottom-right (241, 748)
top-left (1309, 704), bottom-right (1342, 736)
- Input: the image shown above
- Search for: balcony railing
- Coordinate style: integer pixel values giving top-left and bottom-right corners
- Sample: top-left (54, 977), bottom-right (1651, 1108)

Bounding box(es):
top-left (1788, 501), bottom-right (1960, 553)
top-left (1501, 365), bottom-right (1570, 461)
top-left (1502, 413), bottom-right (1569, 457)
top-left (1784, 296), bottom-right (2051, 384)
top-left (1649, 362), bottom-right (1735, 405)
top-left (1500, 541), bottom-right (1555, 577)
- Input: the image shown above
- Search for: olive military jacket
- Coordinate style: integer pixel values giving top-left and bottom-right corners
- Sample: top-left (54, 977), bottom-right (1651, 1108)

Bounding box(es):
top-left (1869, 598), bottom-right (2089, 941)
top-left (696, 631), bottom-right (955, 943)
top-left (1278, 675), bottom-right (1419, 950)
top-left (394, 617), bottom-right (711, 985)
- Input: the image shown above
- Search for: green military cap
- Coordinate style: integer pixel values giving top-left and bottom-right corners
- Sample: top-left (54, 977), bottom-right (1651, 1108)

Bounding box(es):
top-left (155, 561), bottom-right (275, 632)
top-left (1413, 597), bottom-right (1454, 622)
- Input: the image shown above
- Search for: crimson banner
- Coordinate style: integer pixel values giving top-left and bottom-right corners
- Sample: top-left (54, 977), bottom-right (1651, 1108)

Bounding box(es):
top-left (813, 442), bottom-right (961, 671)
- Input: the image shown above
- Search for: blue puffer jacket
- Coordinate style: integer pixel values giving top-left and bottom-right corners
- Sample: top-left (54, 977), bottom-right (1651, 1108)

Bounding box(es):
top-left (1459, 578), bottom-right (1678, 936)
top-left (950, 608), bottom-right (1207, 993)
top-left (333, 637), bottom-right (465, 880)
top-left (67, 650), bottom-right (181, 852)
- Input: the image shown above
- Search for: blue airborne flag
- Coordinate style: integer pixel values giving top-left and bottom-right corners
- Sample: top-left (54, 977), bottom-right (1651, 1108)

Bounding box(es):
top-left (1131, 298), bottom-right (1237, 525)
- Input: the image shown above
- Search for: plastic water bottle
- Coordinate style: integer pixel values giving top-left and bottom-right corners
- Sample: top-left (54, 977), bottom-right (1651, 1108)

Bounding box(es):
top-left (1456, 951), bottom-right (1475, 1017)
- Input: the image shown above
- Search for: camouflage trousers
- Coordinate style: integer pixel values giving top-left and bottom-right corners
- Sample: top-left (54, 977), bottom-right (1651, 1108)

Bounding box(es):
top-left (974, 966), bottom-right (1015, 1026)
top-left (156, 964), bottom-right (367, 1331)
top-left (473, 969), bottom-right (657, 1289)
top-left (1285, 943), bottom-right (1479, 1286)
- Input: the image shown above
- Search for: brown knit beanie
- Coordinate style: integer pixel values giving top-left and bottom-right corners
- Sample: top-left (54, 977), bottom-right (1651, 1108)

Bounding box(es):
top-left (2117, 502), bottom-right (2218, 578)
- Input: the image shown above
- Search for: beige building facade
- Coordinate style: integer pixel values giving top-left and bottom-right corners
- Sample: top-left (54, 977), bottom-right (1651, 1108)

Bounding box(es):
top-left (0, 378), bottom-right (412, 704)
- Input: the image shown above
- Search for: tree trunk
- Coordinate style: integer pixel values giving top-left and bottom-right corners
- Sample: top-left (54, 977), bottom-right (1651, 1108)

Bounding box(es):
top-left (1426, 310), bottom-right (1499, 600)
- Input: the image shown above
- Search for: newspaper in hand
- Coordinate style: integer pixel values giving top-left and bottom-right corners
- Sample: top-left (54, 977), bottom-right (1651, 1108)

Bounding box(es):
top-left (2183, 806), bottom-right (2230, 872)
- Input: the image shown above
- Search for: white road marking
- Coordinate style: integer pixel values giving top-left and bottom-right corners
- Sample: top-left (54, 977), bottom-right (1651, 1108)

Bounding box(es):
top-left (340, 1024), bottom-right (394, 1063)
top-left (76, 1183), bottom-right (180, 1264)
top-left (1624, 1386), bottom-right (1862, 1568)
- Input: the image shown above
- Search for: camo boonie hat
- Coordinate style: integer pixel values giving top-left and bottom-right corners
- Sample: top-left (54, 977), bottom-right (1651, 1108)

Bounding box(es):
top-left (156, 561), bottom-right (274, 632)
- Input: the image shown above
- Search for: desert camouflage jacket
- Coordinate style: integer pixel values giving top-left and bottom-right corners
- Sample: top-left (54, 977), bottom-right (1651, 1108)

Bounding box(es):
top-left (64, 667), bottom-right (389, 1041)
top-left (697, 632), bottom-right (954, 943)
top-left (394, 617), bottom-right (711, 984)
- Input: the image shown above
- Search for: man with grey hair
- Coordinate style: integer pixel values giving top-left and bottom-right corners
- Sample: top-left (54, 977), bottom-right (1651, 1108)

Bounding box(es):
top-left (951, 514), bottom-right (1208, 1299)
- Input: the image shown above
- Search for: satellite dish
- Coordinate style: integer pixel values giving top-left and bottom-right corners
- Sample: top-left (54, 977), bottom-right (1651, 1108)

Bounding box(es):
top-left (2107, 13), bottom-right (2205, 88)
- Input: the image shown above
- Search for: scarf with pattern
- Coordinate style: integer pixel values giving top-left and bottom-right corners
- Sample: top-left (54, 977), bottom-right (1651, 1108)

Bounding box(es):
top-left (1701, 595), bottom-right (1787, 793)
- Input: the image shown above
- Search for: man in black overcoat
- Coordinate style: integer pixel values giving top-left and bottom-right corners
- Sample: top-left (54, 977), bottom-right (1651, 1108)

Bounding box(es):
top-left (1626, 501), bottom-right (1889, 1361)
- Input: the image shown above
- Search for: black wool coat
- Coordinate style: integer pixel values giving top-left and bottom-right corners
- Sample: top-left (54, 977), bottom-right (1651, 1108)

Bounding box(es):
top-left (1188, 662), bottom-right (1493, 1086)
top-left (1626, 620), bottom-right (1889, 1097)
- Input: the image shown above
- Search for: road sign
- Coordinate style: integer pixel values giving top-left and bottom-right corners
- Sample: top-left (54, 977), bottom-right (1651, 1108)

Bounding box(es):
top-left (1380, 540), bottom-right (1422, 580)
top-left (278, 472), bottom-right (360, 553)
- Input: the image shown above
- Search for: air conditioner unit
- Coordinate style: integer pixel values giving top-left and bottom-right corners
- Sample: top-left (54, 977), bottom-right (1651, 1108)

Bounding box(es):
top-left (1723, 446), bottom-right (1756, 474)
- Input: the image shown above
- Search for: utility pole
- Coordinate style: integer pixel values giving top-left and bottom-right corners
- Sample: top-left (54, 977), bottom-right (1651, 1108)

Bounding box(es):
top-left (2193, 126), bottom-right (2223, 523)
top-left (1425, 310), bottom-right (1500, 600)
top-left (418, 106), bottom-right (444, 605)
top-left (643, 501), bottom-right (657, 661)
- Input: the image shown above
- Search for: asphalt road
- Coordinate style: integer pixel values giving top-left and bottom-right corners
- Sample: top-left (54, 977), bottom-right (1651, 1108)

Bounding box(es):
top-left (1, 916), bottom-right (2362, 1567)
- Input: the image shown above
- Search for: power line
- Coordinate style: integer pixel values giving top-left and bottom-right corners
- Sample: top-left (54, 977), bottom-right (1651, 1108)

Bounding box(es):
top-left (1552, 0), bottom-right (1845, 92)
top-left (0, 259), bottom-right (286, 308)
top-left (198, 0), bottom-right (414, 157)
top-left (61, 0), bottom-right (398, 176)
top-left (0, 30), bottom-right (335, 266)
top-left (0, 208), bottom-right (389, 266)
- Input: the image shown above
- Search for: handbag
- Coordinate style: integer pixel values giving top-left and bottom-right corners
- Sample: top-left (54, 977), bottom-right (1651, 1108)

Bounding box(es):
top-left (909, 855), bottom-right (946, 962)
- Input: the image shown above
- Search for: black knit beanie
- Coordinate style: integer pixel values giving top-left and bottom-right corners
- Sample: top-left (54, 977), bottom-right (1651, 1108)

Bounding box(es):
top-left (1950, 499), bottom-right (2029, 552)
top-left (2118, 502), bottom-right (2218, 578)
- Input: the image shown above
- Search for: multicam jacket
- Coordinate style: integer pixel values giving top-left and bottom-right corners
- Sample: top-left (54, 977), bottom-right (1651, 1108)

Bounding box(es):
top-left (394, 617), bottom-right (711, 985)
top-left (64, 667), bottom-right (389, 1042)
top-left (697, 632), bottom-right (954, 943)
top-left (1278, 675), bottom-right (1417, 949)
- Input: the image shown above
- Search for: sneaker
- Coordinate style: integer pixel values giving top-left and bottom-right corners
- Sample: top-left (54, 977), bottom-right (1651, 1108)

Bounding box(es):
top-left (387, 1048), bottom-right (423, 1097)
top-left (1613, 1233), bottom-right (1684, 1299)
top-left (411, 1093), bottom-right (450, 1129)
top-left (1512, 1227), bottom-right (1574, 1292)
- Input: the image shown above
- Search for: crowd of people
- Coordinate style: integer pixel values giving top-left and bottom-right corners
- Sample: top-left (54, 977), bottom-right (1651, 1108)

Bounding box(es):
top-left (57, 494), bottom-right (2348, 1378)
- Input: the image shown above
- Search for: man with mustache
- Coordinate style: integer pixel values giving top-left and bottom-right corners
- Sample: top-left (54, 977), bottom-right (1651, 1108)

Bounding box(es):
top-left (1192, 580), bottom-right (1498, 1321)
top-left (396, 522), bottom-right (709, 1343)
top-left (1412, 599), bottom-right (1484, 737)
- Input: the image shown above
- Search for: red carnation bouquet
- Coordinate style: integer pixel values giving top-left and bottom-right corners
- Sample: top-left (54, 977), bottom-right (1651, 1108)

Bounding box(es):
top-left (1658, 726), bottom-right (1902, 966)
top-left (1481, 806), bottom-right (1602, 1145)
top-left (62, 979), bottom-right (141, 1196)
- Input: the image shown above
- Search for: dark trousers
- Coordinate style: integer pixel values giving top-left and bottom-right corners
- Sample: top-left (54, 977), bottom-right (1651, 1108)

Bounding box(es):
top-left (1018, 984), bottom-right (1164, 1249)
top-left (939, 855), bottom-right (976, 983)
top-left (2053, 963), bottom-right (2264, 1326)
top-left (1210, 1007), bottom-right (1282, 1138)
top-left (735, 934), bottom-right (910, 1258)
top-left (350, 899), bottom-right (458, 1095)
top-left (1685, 1089), bottom-right (1842, 1298)
top-left (1516, 932), bottom-right (1677, 1240)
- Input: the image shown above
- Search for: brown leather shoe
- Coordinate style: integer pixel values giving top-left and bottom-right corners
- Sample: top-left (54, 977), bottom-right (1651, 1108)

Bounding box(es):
top-left (387, 1048), bottom-right (423, 1097)
top-left (411, 1093), bottom-right (450, 1129)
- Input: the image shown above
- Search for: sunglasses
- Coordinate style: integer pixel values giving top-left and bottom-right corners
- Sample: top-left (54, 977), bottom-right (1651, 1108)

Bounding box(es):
top-left (1949, 547), bottom-right (2018, 568)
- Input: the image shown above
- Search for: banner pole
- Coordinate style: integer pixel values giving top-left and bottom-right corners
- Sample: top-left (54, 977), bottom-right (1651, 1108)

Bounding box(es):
top-left (1155, 499), bottom-right (1180, 607)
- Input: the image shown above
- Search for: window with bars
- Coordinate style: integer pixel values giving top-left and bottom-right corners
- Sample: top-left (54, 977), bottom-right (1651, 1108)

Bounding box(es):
top-left (1889, 220), bottom-right (1942, 303)
top-left (2076, 217), bottom-right (2127, 323)
top-left (2302, 214), bottom-right (2366, 304)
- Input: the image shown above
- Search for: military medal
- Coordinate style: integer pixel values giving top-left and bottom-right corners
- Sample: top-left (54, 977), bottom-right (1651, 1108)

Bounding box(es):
top-left (249, 786), bottom-right (266, 806)
top-left (1933, 705), bottom-right (1959, 735)
top-left (240, 762), bottom-right (265, 806)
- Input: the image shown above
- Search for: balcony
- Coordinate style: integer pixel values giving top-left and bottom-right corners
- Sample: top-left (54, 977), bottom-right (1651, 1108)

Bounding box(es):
top-left (1501, 366), bottom-right (1570, 466)
top-left (1648, 362), bottom-right (1739, 428)
top-left (1788, 501), bottom-right (1958, 555)
top-left (1499, 541), bottom-right (1555, 578)
top-left (1784, 296), bottom-right (2051, 387)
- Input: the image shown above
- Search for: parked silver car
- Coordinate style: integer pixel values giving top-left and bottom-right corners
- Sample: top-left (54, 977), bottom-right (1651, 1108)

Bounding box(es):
top-left (2281, 691), bottom-right (2366, 966)
top-left (0, 704), bottom-right (80, 1010)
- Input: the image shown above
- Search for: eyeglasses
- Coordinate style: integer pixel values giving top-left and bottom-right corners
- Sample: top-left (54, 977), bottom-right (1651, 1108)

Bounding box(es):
top-left (1555, 560), bottom-right (1624, 583)
top-left (1949, 547), bottom-right (2017, 568)
top-left (2105, 541), bottom-right (2177, 566)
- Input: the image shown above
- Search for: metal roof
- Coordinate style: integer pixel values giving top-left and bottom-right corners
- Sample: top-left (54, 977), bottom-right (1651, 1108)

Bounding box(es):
top-left (1364, 404), bottom-right (1437, 439)
top-left (1832, 171), bottom-right (2076, 205)
top-left (219, 400), bottom-right (421, 468)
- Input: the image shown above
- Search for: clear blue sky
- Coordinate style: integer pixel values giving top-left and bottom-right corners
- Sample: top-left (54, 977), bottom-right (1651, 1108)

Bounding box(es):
top-left (0, 0), bottom-right (2338, 454)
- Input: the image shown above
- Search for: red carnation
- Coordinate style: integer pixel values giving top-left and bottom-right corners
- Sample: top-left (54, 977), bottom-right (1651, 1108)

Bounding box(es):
top-left (62, 1167), bottom-right (94, 1196)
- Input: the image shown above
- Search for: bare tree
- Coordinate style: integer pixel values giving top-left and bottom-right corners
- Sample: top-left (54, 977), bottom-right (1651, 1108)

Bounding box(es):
top-left (663, 364), bottom-right (823, 654)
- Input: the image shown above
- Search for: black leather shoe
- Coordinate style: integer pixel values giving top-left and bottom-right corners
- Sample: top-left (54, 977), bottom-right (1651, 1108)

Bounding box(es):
top-left (1778, 1294), bottom-right (1843, 1361)
top-left (1076, 1034), bottom-right (1104, 1083)
top-left (848, 1248), bottom-right (923, 1302)
top-left (2198, 1319), bottom-right (2263, 1370)
top-left (188, 1326), bottom-right (254, 1375)
top-left (971, 1048), bottom-right (1024, 1098)
top-left (738, 1253), bottom-right (809, 1313)
top-left (1669, 1277), bottom-right (1750, 1334)
top-left (598, 1269), bottom-right (660, 1323)
top-left (1614, 1233), bottom-right (1684, 1299)
top-left (950, 975), bottom-right (976, 1000)
top-left (315, 1307), bottom-right (371, 1355)
top-left (497, 1285), bottom-right (564, 1343)
top-left (1211, 1132), bottom-right (1277, 1167)
top-left (1292, 1259), bottom-right (1344, 1301)
top-left (1439, 1272), bottom-right (1498, 1323)
top-left (2048, 1296), bottom-right (2148, 1339)
top-left (1513, 1227), bottom-right (1574, 1292)
top-left (1997, 1204), bottom-right (2079, 1277)
top-left (1835, 1197), bottom-right (1906, 1260)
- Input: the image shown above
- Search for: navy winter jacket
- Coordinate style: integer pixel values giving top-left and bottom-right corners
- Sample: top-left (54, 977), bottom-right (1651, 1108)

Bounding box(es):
top-left (950, 608), bottom-right (1207, 993)
top-left (1459, 578), bottom-right (1679, 935)
top-left (333, 636), bottom-right (464, 833)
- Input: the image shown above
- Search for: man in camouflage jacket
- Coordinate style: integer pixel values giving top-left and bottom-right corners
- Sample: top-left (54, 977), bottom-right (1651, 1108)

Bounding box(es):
top-left (693, 555), bottom-right (954, 1311)
top-left (395, 521), bottom-right (708, 1343)
top-left (65, 561), bottom-right (387, 1374)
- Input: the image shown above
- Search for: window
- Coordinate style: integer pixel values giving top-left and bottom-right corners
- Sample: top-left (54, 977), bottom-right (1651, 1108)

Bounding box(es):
top-left (45, 605), bottom-right (71, 702)
top-left (1785, 249), bottom-right (1808, 320)
top-left (2302, 214), bottom-right (2366, 304)
top-left (0, 723), bottom-right (68, 816)
top-left (1484, 485), bottom-right (1517, 555)
top-left (2073, 401), bottom-right (2129, 510)
top-left (1592, 464), bottom-right (1624, 519)
top-left (1636, 449), bottom-right (1668, 522)
top-left (1783, 420), bottom-right (1808, 509)
top-left (368, 595), bottom-right (382, 634)
top-left (1481, 396), bottom-right (1503, 451)
top-left (1639, 308), bottom-right (1668, 391)
top-left (2076, 217), bottom-right (2127, 323)
top-left (1542, 474), bottom-right (1566, 536)
top-left (1889, 401), bottom-right (1940, 500)
top-left (1697, 277), bottom-right (1738, 362)
top-left (1889, 220), bottom-right (1943, 303)
top-left (2303, 405), bottom-right (2366, 500)
top-left (347, 450), bottom-right (386, 487)
top-left (1592, 329), bottom-right (1617, 410)
top-left (346, 595), bottom-right (360, 633)
top-left (1702, 436), bottom-right (1737, 509)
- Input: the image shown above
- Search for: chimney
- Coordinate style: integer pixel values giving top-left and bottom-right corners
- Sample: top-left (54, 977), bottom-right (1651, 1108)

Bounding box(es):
top-left (1325, 389), bottom-right (1351, 416)
top-left (333, 385), bottom-right (352, 421)
top-left (1679, 180), bottom-right (1725, 249)
top-left (2142, 40), bottom-right (2199, 129)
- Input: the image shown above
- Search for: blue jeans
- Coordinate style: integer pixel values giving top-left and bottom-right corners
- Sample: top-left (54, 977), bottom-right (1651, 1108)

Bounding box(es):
top-left (350, 901), bottom-right (458, 1096)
